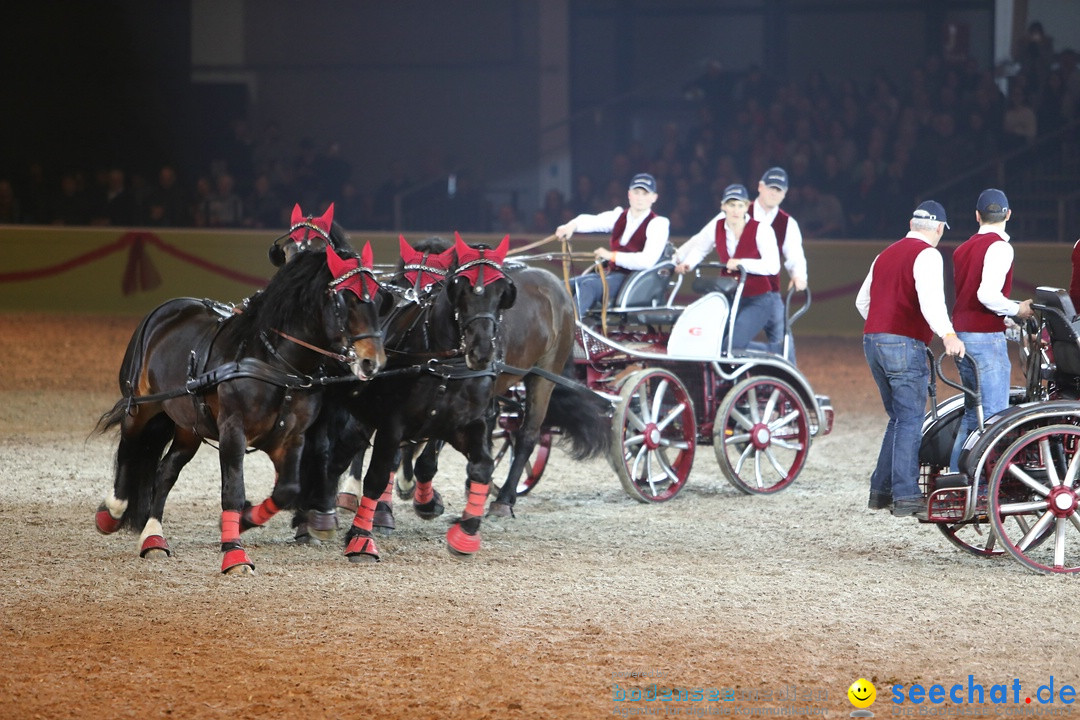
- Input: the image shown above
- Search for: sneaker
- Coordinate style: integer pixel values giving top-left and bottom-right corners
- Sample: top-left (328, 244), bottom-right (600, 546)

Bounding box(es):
top-left (891, 498), bottom-right (925, 517)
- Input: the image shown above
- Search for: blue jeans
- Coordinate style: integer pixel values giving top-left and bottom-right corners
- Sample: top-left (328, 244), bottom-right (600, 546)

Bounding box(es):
top-left (570, 272), bottom-right (627, 315)
top-left (733, 291), bottom-right (782, 352)
top-left (747, 291), bottom-right (793, 360)
top-left (864, 333), bottom-right (930, 504)
top-left (949, 331), bottom-right (1011, 470)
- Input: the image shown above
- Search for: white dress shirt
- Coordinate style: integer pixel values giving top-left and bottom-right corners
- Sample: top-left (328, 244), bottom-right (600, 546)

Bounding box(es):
top-left (674, 212), bottom-right (780, 276)
top-left (855, 233), bottom-right (956, 338)
top-left (570, 207), bottom-right (670, 271)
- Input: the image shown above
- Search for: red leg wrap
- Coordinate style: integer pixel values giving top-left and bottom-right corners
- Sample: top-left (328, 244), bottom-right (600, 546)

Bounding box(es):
top-left (464, 483), bottom-right (488, 518)
top-left (221, 510), bottom-right (241, 544)
top-left (221, 547), bottom-right (254, 574)
top-left (246, 497), bottom-right (279, 527)
top-left (351, 495), bottom-right (377, 533)
top-left (379, 472), bottom-right (395, 504)
top-left (446, 523), bottom-right (482, 555)
top-left (414, 480), bottom-right (434, 505)
top-left (345, 533), bottom-right (380, 561)
top-left (139, 535), bottom-right (171, 557)
top-left (95, 505), bottom-right (122, 535)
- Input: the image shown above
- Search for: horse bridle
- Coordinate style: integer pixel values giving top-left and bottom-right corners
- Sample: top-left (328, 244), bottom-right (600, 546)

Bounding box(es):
top-left (451, 258), bottom-right (511, 357)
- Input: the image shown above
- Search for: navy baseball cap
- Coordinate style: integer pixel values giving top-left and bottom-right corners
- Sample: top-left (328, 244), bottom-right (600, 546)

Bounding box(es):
top-left (760, 166), bottom-right (789, 191)
top-left (977, 188), bottom-right (1009, 214)
top-left (629, 173), bottom-right (657, 193)
top-left (721, 183), bottom-right (750, 203)
top-left (913, 200), bottom-right (949, 228)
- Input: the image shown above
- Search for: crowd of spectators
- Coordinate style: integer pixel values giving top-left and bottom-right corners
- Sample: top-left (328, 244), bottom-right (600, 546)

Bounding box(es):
top-left (0, 22), bottom-right (1075, 239)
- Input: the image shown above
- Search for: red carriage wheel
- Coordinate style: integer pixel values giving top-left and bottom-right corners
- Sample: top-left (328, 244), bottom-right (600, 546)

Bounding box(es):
top-left (610, 368), bottom-right (695, 503)
top-left (937, 520), bottom-right (1005, 557)
top-left (988, 424), bottom-right (1080, 574)
top-left (714, 375), bottom-right (809, 494)
top-left (492, 425), bottom-right (552, 496)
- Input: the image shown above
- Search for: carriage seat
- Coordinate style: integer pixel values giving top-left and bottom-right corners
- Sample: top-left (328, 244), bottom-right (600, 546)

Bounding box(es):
top-left (582, 244), bottom-right (683, 326)
top-left (1035, 286), bottom-right (1080, 380)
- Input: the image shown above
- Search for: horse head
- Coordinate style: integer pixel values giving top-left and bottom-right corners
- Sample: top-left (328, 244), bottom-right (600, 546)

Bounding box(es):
top-left (269, 203), bottom-right (338, 266)
top-left (326, 242), bottom-right (387, 380)
top-left (449, 233), bottom-right (516, 370)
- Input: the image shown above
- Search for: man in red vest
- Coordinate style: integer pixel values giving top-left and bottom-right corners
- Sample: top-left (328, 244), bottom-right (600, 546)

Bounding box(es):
top-left (555, 172), bottom-right (670, 315)
top-left (673, 183), bottom-right (780, 351)
top-left (948, 188), bottom-right (1034, 470)
top-left (748, 166), bottom-right (807, 361)
top-left (856, 200), bottom-right (966, 517)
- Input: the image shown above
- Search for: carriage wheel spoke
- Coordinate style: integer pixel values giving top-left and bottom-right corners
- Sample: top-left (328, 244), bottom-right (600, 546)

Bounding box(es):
top-left (1054, 518), bottom-right (1068, 569)
top-left (649, 381), bottom-right (667, 424)
top-left (763, 448), bottom-right (789, 479)
top-left (1000, 499), bottom-right (1048, 515)
top-left (746, 387), bottom-right (760, 424)
top-left (1017, 511), bottom-right (1055, 552)
top-left (1040, 437), bottom-right (1063, 487)
top-left (753, 451), bottom-right (765, 488)
top-left (1065, 445), bottom-right (1080, 489)
top-left (1007, 463), bottom-right (1052, 497)
top-left (728, 407), bottom-right (754, 433)
top-left (654, 449), bottom-right (679, 485)
top-left (761, 387), bottom-right (780, 423)
top-left (769, 410), bottom-right (800, 433)
top-left (770, 438), bottom-right (804, 452)
top-left (656, 402), bottom-right (688, 432)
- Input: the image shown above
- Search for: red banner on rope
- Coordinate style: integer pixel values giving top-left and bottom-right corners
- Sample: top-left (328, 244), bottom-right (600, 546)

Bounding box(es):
top-left (0, 231), bottom-right (269, 292)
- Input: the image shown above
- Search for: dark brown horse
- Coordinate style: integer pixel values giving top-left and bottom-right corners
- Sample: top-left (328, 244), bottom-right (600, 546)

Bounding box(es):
top-left (94, 244), bottom-right (387, 574)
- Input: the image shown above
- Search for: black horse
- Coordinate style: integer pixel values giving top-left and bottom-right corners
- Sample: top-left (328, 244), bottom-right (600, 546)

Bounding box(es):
top-left (307, 234), bottom-right (517, 561)
top-left (319, 235), bottom-right (610, 543)
top-left (94, 244), bottom-right (387, 574)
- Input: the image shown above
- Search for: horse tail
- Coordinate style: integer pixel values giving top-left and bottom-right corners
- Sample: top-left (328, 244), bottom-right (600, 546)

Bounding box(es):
top-left (543, 380), bottom-right (611, 460)
top-left (94, 397), bottom-right (130, 435)
top-left (103, 412), bottom-right (175, 531)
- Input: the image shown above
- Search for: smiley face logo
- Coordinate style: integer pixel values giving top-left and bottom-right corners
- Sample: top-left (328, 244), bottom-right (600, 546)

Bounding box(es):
top-left (848, 678), bottom-right (876, 709)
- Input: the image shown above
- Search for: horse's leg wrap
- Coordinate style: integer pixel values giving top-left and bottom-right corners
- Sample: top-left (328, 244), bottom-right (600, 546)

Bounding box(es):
top-left (464, 483), bottom-right (488, 519)
top-left (241, 496), bottom-right (279, 531)
top-left (140, 534), bottom-right (171, 558)
top-left (336, 492), bottom-right (359, 513)
top-left (446, 484), bottom-right (489, 555)
top-left (412, 480), bottom-right (444, 520)
top-left (220, 510), bottom-right (254, 573)
top-left (345, 496), bottom-right (381, 561)
top-left (373, 473), bottom-right (396, 534)
top-left (95, 504), bottom-right (123, 534)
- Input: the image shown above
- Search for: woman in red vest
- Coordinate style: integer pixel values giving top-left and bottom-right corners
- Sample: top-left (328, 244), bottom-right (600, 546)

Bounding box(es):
top-left (673, 183), bottom-right (781, 352)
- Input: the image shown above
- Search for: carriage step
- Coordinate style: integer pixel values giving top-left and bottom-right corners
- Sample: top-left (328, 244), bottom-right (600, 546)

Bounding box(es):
top-left (933, 472), bottom-right (969, 490)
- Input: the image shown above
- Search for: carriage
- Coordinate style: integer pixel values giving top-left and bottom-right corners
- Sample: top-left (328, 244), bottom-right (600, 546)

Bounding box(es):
top-left (493, 252), bottom-right (835, 504)
top-left (916, 285), bottom-right (1080, 574)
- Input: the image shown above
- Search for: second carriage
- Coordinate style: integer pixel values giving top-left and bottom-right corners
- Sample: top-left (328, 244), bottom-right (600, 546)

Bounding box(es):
top-left (494, 255), bottom-right (834, 503)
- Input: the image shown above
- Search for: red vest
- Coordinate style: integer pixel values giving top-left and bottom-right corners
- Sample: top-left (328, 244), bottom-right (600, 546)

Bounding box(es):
top-left (952, 232), bottom-right (1013, 333)
top-left (750, 204), bottom-right (790, 293)
top-left (1070, 240), bottom-right (1080, 311)
top-left (863, 237), bottom-right (936, 345)
top-left (608, 210), bottom-right (655, 275)
top-left (714, 218), bottom-right (772, 297)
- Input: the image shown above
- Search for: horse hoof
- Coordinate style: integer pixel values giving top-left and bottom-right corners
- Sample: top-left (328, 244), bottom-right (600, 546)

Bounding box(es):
top-left (139, 535), bottom-right (171, 559)
top-left (446, 523), bottom-right (481, 556)
top-left (395, 476), bottom-right (416, 501)
top-left (292, 531), bottom-right (321, 546)
top-left (95, 505), bottom-right (122, 534)
top-left (305, 510), bottom-right (337, 543)
top-left (224, 563), bottom-right (255, 576)
top-left (413, 490), bottom-right (445, 520)
top-left (348, 553), bottom-right (379, 564)
top-left (486, 502), bottom-right (515, 518)
top-left (336, 492), bottom-right (359, 513)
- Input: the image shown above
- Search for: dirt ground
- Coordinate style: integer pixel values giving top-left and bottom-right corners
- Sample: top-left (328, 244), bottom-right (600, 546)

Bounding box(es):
top-left (2, 313), bottom-right (1078, 720)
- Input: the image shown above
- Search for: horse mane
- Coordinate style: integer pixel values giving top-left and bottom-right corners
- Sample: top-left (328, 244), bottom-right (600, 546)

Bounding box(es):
top-left (328, 221), bottom-right (354, 254)
top-left (235, 250), bottom-right (336, 337)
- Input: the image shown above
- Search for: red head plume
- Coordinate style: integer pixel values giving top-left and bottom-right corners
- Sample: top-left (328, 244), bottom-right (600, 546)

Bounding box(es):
top-left (289, 203), bottom-right (335, 247)
top-left (453, 233), bottom-right (508, 287)
top-left (327, 242), bottom-right (378, 300)
top-left (400, 235), bottom-right (454, 289)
